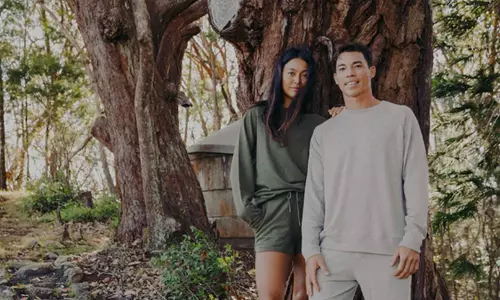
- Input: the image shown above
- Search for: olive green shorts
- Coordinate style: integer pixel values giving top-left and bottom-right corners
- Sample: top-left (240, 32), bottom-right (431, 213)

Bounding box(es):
top-left (252, 192), bottom-right (304, 255)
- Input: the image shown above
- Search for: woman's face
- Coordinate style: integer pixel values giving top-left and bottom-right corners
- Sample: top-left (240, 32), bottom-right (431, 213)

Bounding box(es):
top-left (282, 58), bottom-right (308, 107)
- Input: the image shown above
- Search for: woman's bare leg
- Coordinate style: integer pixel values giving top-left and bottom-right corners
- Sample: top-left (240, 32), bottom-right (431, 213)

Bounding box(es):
top-left (292, 254), bottom-right (308, 300)
top-left (256, 251), bottom-right (293, 300)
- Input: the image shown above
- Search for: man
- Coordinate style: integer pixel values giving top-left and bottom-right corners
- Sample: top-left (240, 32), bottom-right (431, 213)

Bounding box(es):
top-left (301, 42), bottom-right (429, 300)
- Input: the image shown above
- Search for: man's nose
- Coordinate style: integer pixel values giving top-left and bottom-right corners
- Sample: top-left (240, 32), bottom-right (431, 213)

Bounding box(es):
top-left (346, 67), bottom-right (355, 77)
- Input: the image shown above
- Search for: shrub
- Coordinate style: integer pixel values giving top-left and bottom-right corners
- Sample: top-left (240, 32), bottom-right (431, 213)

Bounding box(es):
top-left (22, 175), bottom-right (76, 214)
top-left (60, 194), bottom-right (120, 223)
top-left (152, 227), bottom-right (239, 300)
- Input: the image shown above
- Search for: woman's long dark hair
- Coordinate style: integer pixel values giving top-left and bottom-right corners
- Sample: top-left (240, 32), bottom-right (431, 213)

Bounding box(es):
top-left (261, 47), bottom-right (316, 144)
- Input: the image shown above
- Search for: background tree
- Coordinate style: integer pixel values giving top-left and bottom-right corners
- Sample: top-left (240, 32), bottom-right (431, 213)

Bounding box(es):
top-left (180, 18), bottom-right (239, 145)
top-left (1, 0), bottom-right (99, 192)
top-left (0, 0), bottom-right (26, 190)
top-left (430, 0), bottom-right (500, 298)
top-left (66, 0), bottom-right (212, 249)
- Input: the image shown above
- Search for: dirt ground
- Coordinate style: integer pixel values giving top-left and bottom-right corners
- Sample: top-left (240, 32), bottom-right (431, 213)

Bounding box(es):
top-left (0, 191), bottom-right (257, 299)
top-left (0, 191), bottom-right (112, 264)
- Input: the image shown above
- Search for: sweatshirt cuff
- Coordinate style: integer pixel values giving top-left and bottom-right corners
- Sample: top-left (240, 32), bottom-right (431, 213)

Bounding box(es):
top-left (399, 233), bottom-right (424, 253)
top-left (301, 246), bottom-right (322, 261)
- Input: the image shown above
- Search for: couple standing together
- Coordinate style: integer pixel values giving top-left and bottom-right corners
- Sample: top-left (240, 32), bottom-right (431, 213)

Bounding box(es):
top-left (230, 42), bottom-right (429, 300)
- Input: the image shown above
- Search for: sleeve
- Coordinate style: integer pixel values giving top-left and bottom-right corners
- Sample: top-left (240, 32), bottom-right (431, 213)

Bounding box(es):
top-left (230, 109), bottom-right (263, 225)
top-left (301, 128), bottom-right (325, 260)
top-left (399, 108), bottom-right (429, 252)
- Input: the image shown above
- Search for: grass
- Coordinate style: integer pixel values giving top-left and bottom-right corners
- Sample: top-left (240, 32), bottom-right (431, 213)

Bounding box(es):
top-left (0, 191), bottom-right (115, 262)
top-left (45, 243), bottom-right (95, 256)
top-left (25, 195), bottom-right (120, 225)
top-left (60, 198), bottom-right (119, 223)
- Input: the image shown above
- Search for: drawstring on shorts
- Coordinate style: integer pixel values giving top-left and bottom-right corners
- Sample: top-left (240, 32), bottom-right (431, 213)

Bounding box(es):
top-left (286, 192), bottom-right (302, 226)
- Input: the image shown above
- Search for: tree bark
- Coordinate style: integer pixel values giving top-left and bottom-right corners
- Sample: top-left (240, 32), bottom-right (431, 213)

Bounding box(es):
top-left (208, 0), bottom-right (445, 299)
top-left (0, 60), bottom-right (6, 190)
top-left (98, 143), bottom-right (116, 194)
top-left (216, 42), bottom-right (239, 121)
top-left (93, 96), bottom-right (116, 194)
top-left (68, 0), bottom-right (211, 248)
top-left (182, 82), bottom-right (209, 137)
top-left (40, 3), bottom-right (55, 179)
top-left (183, 54), bottom-right (193, 143)
top-left (221, 83), bottom-right (238, 122)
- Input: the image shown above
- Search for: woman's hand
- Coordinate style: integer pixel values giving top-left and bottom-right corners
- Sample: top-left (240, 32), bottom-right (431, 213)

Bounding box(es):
top-left (328, 106), bottom-right (344, 117)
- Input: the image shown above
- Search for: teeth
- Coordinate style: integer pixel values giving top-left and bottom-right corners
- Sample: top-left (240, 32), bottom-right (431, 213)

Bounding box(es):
top-left (347, 82), bottom-right (358, 86)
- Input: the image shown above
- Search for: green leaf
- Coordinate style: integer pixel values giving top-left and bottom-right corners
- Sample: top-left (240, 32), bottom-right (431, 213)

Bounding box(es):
top-left (450, 255), bottom-right (482, 279)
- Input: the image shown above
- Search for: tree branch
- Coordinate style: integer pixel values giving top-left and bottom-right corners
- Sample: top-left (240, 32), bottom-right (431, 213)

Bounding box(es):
top-left (63, 135), bottom-right (93, 170)
top-left (155, 0), bottom-right (200, 25)
top-left (91, 116), bottom-right (112, 151)
top-left (208, 0), bottom-right (263, 47)
top-left (155, 1), bottom-right (206, 91)
top-left (178, 0), bottom-right (207, 28)
top-left (156, 0), bottom-right (206, 68)
top-left (221, 83), bottom-right (238, 121)
top-left (208, 0), bottom-right (243, 33)
top-left (183, 22), bottom-right (202, 38)
top-left (70, 135), bottom-right (93, 160)
top-left (36, 0), bottom-right (85, 56)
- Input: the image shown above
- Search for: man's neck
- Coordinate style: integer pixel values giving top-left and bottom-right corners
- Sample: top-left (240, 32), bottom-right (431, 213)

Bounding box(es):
top-left (344, 93), bottom-right (380, 110)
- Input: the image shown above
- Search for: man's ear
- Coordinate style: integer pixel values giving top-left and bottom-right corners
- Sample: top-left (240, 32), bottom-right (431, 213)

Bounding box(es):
top-left (370, 65), bottom-right (376, 79)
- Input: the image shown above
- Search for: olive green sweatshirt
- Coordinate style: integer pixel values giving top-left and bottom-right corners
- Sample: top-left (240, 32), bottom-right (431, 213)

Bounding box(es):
top-left (230, 104), bottom-right (325, 225)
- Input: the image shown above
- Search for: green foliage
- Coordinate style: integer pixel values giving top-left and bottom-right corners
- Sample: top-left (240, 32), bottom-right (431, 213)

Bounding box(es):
top-left (440, 14), bottom-right (477, 37)
top-left (152, 227), bottom-right (239, 300)
top-left (35, 194), bottom-right (120, 224)
top-left (432, 73), bottom-right (471, 98)
top-left (59, 195), bottom-right (120, 223)
top-left (432, 201), bottom-right (478, 234)
top-left (469, 69), bottom-right (499, 95)
top-left (1, 0), bottom-right (96, 193)
top-left (0, 0), bottom-right (26, 12)
top-left (430, 0), bottom-right (500, 297)
top-left (450, 255), bottom-right (483, 279)
top-left (22, 174), bottom-right (77, 214)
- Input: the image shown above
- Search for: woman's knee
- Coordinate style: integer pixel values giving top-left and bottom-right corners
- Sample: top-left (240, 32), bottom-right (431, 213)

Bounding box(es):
top-left (258, 286), bottom-right (286, 300)
top-left (293, 290), bottom-right (308, 300)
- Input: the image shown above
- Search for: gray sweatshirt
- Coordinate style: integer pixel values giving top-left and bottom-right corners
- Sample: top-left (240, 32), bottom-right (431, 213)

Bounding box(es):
top-left (301, 101), bottom-right (429, 260)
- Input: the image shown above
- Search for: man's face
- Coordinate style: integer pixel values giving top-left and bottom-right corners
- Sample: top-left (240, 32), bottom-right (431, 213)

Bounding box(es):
top-left (334, 51), bottom-right (376, 98)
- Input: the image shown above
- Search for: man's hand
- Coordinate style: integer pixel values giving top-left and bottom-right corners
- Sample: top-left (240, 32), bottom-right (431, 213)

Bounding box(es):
top-left (305, 254), bottom-right (330, 297)
top-left (391, 246), bottom-right (420, 279)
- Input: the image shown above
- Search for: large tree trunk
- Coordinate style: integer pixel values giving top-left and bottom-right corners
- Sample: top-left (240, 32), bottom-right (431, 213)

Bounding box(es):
top-left (208, 1), bottom-right (448, 299)
top-left (68, 0), bottom-right (211, 248)
top-left (0, 60), bottom-right (6, 190)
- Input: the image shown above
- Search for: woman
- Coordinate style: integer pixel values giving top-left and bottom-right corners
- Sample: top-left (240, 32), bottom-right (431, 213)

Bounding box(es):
top-left (230, 47), bottom-right (342, 299)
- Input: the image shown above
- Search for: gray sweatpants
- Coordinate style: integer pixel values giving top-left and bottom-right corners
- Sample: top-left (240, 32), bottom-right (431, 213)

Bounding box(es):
top-left (311, 249), bottom-right (411, 300)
